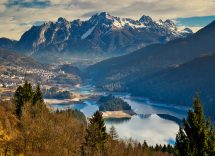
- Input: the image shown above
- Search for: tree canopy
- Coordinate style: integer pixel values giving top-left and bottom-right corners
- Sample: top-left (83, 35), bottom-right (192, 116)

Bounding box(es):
top-left (82, 111), bottom-right (107, 156)
top-left (14, 81), bottom-right (44, 118)
top-left (176, 93), bottom-right (215, 156)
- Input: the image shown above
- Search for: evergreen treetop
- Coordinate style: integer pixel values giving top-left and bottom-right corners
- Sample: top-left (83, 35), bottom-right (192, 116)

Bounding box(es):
top-left (82, 111), bottom-right (107, 156)
top-left (14, 81), bottom-right (44, 118)
top-left (32, 84), bottom-right (44, 105)
top-left (176, 93), bottom-right (215, 156)
top-left (109, 125), bottom-right (118, 140)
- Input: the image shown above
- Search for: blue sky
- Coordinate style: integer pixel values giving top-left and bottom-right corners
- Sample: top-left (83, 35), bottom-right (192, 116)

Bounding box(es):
top-left (176, 16), bottom-right (215, 27)
top-left (0, 0), bottom-right (215, 39)
top-left (176, 15), bottom-right (215, 32)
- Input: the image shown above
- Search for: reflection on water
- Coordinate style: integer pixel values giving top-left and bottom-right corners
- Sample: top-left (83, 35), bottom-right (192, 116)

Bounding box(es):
top-left (122, 97), bottom-right (187, 119)
top-left (79, 100), bottom-right (99, 117)
top-left (105, 117), bottom-right (131, 124)
top-left (50, 84), bottom-right (189, 146)
top-left (52, 100), bottom-right (99, 117)
top-left (105, 115), bottom-right (179, 146)
top-left (157, 114), bottom-right (182, 125)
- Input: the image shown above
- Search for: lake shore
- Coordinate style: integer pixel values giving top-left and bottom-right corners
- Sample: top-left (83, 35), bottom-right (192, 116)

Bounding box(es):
top-left (102, 110), bottom-right (135, 119)
top-left (44, 98), bottom-right (80, 104)
top-left (44, 92), bottom-right (95, 105)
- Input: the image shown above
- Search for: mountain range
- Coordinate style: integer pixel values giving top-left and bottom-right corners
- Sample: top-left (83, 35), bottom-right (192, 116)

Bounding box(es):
top-left (86, 20), bottom-right (215, 120)
top-left (0, 12), bottom-right (192, 63)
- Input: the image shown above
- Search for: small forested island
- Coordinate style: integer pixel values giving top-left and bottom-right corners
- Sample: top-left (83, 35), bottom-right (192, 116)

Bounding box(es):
top-left (98, 94), bottom-right (135, 118)
top-left (44, 87), bottom-right (71, 99)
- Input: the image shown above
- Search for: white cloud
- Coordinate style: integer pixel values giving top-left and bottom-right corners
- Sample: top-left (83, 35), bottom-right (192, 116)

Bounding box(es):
top-left (0, 0), bottom-right (7, 13)
top-left (189, 26), bottom-right (203, 32)
top-left (0, 0), bottom-right (215, 39)
top-left (178, 26), bottom-right (203, 33)
top-left (0, 5), bottom-right (5, 12)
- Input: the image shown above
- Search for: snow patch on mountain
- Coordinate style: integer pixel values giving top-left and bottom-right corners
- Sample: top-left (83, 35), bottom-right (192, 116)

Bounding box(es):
top-left (112, 19), bottom-right (122, 28)
top-left (81, 23), bottom-right (97, 39)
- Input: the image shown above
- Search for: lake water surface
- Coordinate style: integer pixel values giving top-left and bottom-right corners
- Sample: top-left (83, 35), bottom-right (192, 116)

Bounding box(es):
top-left (50, 84), bottom-right (189, 146)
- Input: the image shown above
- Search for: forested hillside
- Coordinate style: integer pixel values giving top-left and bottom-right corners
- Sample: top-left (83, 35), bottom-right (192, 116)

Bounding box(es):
top-left (129, 54), bottom-right (215, 120)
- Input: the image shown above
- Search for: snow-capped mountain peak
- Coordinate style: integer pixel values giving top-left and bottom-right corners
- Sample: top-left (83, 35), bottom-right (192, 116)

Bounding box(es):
top-left (89, 12), bottom-right (114, 24)
top-left (98, 12), bottom-right (113, 19)
top-left (57, 17), bottom-right (68, 24)
top-left (2, 12), bottom-right (193, 57)
top-left (139, 15), bottom-right (153, 24)
top-left (164, 19), bottom-right (177, 31)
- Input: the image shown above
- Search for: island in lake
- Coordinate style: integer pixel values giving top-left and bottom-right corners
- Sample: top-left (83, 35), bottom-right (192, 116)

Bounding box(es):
top-left (44, 87), bottom-right (71, 99)
top-left (97, 94), bottom-right (135, 118)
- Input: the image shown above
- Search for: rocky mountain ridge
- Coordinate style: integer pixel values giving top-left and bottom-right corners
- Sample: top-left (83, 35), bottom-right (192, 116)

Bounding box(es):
top-left (0, 12), bottom-right (192, 59)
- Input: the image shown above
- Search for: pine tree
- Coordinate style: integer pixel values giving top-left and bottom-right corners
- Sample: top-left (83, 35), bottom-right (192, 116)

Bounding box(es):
top-left (82, 111), bottom-right (107, 156)
top-left (162, 144), bottom-right (167, 152)
top-left (32, 84), bottom-right (44, 105)
top-left (166, 144), bottom-right (174, 154)
top-left (155, 144), bottom-right (160, 151)
top-left (109, 125), bottom-right (118, 140)
top-left (22, 81), bottom-right (34, 102)
top-left (14, 81), bottom-right (34, 118)
top-left (142, 140), bottom-right (148, 149)
top-left (176, 93), bottom-right (215, 156)
top-left (176, 127), bottom-right (190, 156)
top-left (14, 86), bottom-right (24, 118)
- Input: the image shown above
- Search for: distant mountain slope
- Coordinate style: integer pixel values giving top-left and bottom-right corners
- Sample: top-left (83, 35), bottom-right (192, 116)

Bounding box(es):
top-left (87, 20), bottom-right (215, 84)
top-left (86, 20), bottom-right (215, 119)
top-left (130, 54), bottom-right (215, 119)
top-left (0, 12), bottom-right (191, 61)
top-left (0, 48), bottom-right (43, 68)
top-left (0, 38), bottom-right (17, 50)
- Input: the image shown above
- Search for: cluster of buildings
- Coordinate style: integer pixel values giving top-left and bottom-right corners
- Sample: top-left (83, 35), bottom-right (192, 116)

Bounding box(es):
top-left (0, 66), bottom-right (57, 88)
top-left (0, 64), bottom-right (81, 101)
